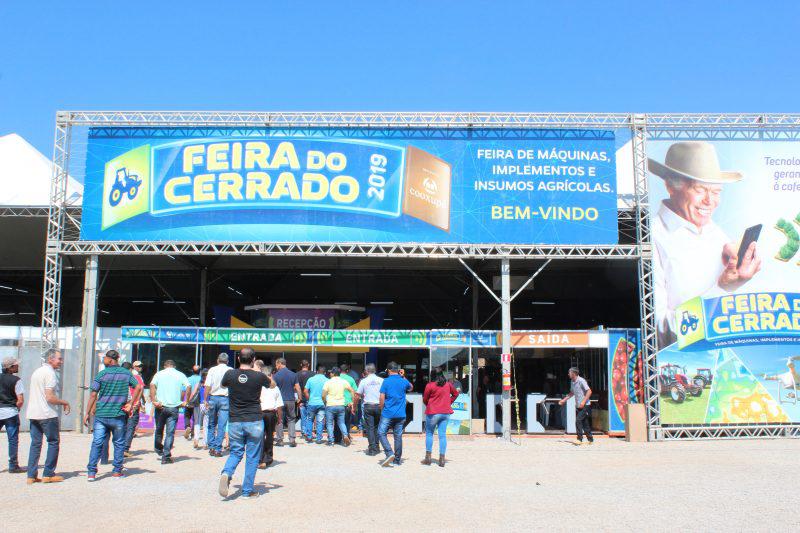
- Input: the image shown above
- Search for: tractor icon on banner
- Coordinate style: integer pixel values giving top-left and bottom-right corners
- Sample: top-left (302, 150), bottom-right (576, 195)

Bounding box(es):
top-left (108, 167), bottom-right (142, 207)
top-left (679, 310), bottom-right (699, 336)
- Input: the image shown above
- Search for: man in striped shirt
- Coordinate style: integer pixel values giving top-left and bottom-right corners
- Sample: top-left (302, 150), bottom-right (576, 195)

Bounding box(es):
top-left (84, 350), bottom-right (143, 481)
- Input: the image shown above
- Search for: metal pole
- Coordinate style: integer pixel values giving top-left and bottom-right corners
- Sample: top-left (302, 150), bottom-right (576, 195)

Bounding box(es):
top-left (77, 254), bottom-right (99, 434)
top-left (500, 258), bottom-right (511, 442)
top-left (200, 268), bottom-right (207, 327)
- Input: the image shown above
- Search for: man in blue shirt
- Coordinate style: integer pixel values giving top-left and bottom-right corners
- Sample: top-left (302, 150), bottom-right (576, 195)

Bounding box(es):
top-left (378, 362), bottom-right (412, 467)
top-left (303, 366), bottom-right (329, 444)
top-left (272, 358), bottom-right (301, 447)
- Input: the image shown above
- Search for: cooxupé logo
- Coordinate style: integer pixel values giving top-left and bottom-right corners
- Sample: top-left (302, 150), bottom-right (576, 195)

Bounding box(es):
top-left (423, 177), bottom-right (438, 195)
top-left (238, 373), bottom-right (249, 384)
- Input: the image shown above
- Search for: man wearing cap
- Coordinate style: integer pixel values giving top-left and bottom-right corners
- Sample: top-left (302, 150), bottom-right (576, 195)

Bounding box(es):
top-left (84, 350), bottom-right (143, 480)
top-left (648, 141), bottom-right (762, 347)
top-left (0, 357), bottom-right (25, 473)
top-left (123, 360), bottom-right (146, 457)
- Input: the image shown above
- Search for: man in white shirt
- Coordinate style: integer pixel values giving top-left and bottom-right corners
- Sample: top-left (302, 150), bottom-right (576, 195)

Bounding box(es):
top-left (26, 349), bottom-right (70, 484)
top-left (356, 364), bottom-right (383, 456)
top-left (255, 360), bottom-right (282, 468)
top-left (649, 141), bottom-right (761, 348)
top-left (204, 353), bottom-right (232, 457)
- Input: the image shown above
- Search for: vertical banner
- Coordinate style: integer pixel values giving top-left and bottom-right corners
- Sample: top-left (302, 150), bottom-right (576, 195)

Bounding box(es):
top-left (608, 329), bottom-right (642, 433)
top-left (648, 140), bottom-right (800, 425)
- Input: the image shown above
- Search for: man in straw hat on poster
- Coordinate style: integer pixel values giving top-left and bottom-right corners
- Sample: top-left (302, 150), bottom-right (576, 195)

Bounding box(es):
top-left (648, 141), bottom-right (761, 347)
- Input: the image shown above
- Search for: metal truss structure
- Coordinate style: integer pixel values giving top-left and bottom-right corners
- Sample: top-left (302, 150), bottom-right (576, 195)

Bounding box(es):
top-left (39, 111), bottom-right (800, 441)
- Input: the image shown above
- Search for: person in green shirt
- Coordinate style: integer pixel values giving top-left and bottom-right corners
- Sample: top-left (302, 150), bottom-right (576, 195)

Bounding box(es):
top-left (339, 365), bottom-right (358, 437)
top-left (322, 367), bottom-right (355, 446)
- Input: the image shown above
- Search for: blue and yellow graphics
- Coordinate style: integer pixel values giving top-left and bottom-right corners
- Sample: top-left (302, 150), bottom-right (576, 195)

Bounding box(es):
top-left (81, 128), bottom-right (618, 244)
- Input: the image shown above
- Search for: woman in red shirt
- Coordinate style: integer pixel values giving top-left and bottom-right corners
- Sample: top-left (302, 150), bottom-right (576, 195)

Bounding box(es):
top-left (422, 371), bottom-right (459, 467)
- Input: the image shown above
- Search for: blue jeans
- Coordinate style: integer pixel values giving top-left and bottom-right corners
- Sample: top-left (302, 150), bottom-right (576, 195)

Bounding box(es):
top-left (124, 410), bottom-right (140, 452)
top-left (27, 417), bottom-right (59, 478)
top-left (207, 396), bottom-right (229, 452)
top-left (221, 420), bottom-right (264, 496)
top-left (154, 406), bottom-right (179, 458)
top-left (88, 415), bottom-right (127, 475)
top-left (425, 414), bottom-right (450, 454)
top-left (378, 416), bottom-right (405, 459)
top-left (306, 404), bottom-right (326, 442)
top-left (325, 406), bottom-right (347, 443)
top-left (0, 415), bottom-right (20, 468)
top-left (299, 403), bottom-right (309, 438)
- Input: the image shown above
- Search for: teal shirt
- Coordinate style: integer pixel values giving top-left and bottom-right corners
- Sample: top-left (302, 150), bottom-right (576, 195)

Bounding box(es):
top-left (341, 374), bottom-right (357, 405)
top-left (305, 373), bottom-right (329, 406)
top-left (91, 366), bottom-right (139, 418)
top-left (151, 368), bottom-right (190, 408)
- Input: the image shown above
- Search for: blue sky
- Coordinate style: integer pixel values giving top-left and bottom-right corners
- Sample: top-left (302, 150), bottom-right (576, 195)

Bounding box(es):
top-left (1, 1), bottom-right (799, 155)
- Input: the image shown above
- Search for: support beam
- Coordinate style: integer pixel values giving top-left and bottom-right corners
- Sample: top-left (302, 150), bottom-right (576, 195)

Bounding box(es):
top-left (77, 255), bottom-right (99, 434)
top-left (500, 258), bottom-right (511, 442)
top-left (200, 268), bottom-right (208, 327)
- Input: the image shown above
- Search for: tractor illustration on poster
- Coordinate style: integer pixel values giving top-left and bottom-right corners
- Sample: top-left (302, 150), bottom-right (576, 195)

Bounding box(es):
top-left (693, 368), bottom-right (713, 388)
top-left (679, 311), bottom-right (699, 336)
top-left (659, 364), bottom-right (704, 403)
top-left (108, 167), bottom-right (142, 207)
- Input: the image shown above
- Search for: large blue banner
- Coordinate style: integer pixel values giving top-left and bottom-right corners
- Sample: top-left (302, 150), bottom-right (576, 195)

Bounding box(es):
top-left (81, 128), bottom-right (618, 244)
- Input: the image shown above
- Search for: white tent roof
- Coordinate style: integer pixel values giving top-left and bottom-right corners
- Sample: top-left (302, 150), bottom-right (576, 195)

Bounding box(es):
top-left (0, 133), bottom-right (83, 206)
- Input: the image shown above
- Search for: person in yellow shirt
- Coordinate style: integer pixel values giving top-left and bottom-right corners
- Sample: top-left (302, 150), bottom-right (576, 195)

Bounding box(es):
top-left (322, 367), bottom-right (356, 447)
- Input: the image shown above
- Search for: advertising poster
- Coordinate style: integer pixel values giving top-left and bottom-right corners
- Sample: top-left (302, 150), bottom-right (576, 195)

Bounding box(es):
top-left (81, 128), bottom-right (618, 245)
top-left (607, 329), bottom-right (643, 433)
top-left (447, 393), bottom-right (471, 435)
top-left (648, 140), bottom-right (800, 425)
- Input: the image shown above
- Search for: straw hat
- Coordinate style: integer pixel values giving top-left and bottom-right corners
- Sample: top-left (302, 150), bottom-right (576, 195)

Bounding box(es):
top-left (648, 141), bottom-right (742, 184)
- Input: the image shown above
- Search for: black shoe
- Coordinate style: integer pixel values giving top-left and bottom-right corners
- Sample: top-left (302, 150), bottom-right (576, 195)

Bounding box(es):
top-left (155, 449), bottom-right (163, 457)
top-left (275, 440), bottom-right (284, 447)
top-left (393, 458), bottom-right (402, 466)
top-left (289, 440), bottom-right (297, 448)
top-left (326, 441), bottom-right (333, 446)
top-left (161, 457), bottom-right (174, 464)
top-left (8, 466), bottom-right (26, 474)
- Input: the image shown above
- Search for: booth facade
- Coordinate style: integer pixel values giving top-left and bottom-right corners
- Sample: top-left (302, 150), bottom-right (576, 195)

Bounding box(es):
top-left (34, 111), bottom-right (800, 441)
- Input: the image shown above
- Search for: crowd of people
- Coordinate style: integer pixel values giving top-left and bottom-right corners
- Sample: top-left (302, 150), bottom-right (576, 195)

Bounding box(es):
top-left (0, 346), bottom-right (467, 497)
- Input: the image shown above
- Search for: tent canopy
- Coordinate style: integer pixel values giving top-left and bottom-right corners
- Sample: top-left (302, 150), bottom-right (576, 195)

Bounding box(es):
top-left (0, 133), bottom-right (83, 206)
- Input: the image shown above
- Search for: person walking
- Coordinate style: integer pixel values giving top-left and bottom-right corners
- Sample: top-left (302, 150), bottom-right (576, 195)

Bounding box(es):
top-left (192, 369), bottom-right (209, 450)
top-left (272, 358), bottom-right (301, 447)
top-left (422, 370), bottom-right (458, 467)
top-left (150, 360), bottom-right (190, 464)
top-left (303, 365), bottom-right (328, 444)
top-left (296, 360), bottom-right (312, 441)
top-left (123, 361), bottom-right (146, 457)
top-left (339, 364), bottom-right (358, 437)
top-left (26, 348), bottom-right (70, 484)
top-left (218, 348), bottom-right (268, 499)
top-left (84, 350), bottom-right (143, 481)
top-left (0, 357), bottom-right (25, 474)
top-left (559, 367), bottom-right (594, 445)
top-left (322, 367), bottom-right (355, 447)
top-left (356, 363), bottom-right (383, 456)
top-left (184, 365), bottom-right (202, 440)
top-left (255, 360), bottom-right (282, 469)
top-left (204, 353), bottom-right (232, 457)
top-left (377, 362), bottom-right (412, 467)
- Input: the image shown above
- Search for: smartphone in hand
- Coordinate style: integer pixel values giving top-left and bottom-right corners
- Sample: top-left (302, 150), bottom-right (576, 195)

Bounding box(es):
top-left (736, 224), bottom-right (762, 268)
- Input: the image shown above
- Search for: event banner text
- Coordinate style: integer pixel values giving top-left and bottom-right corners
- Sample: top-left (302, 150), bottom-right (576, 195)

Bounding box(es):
top-left (81, 128), bottom-right (618, 245)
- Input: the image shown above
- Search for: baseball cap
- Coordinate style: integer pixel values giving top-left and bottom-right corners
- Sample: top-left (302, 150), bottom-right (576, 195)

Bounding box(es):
top-left (132, 360), bottom-right (143, 367)
top-left (2, 357), bottom-right (20, 370)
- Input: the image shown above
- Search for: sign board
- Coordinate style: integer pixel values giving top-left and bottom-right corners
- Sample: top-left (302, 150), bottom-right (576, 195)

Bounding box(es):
top-left (507, 331), bottom-right (590, 348)
top-left (648, 139), bottom-right (800, 425)
top-left (82, 128), bottom-right (618, 245)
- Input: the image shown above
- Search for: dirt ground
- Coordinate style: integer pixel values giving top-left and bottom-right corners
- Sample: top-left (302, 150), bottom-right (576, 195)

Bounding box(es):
top-left (1, 431), bottom-right (798, 532)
